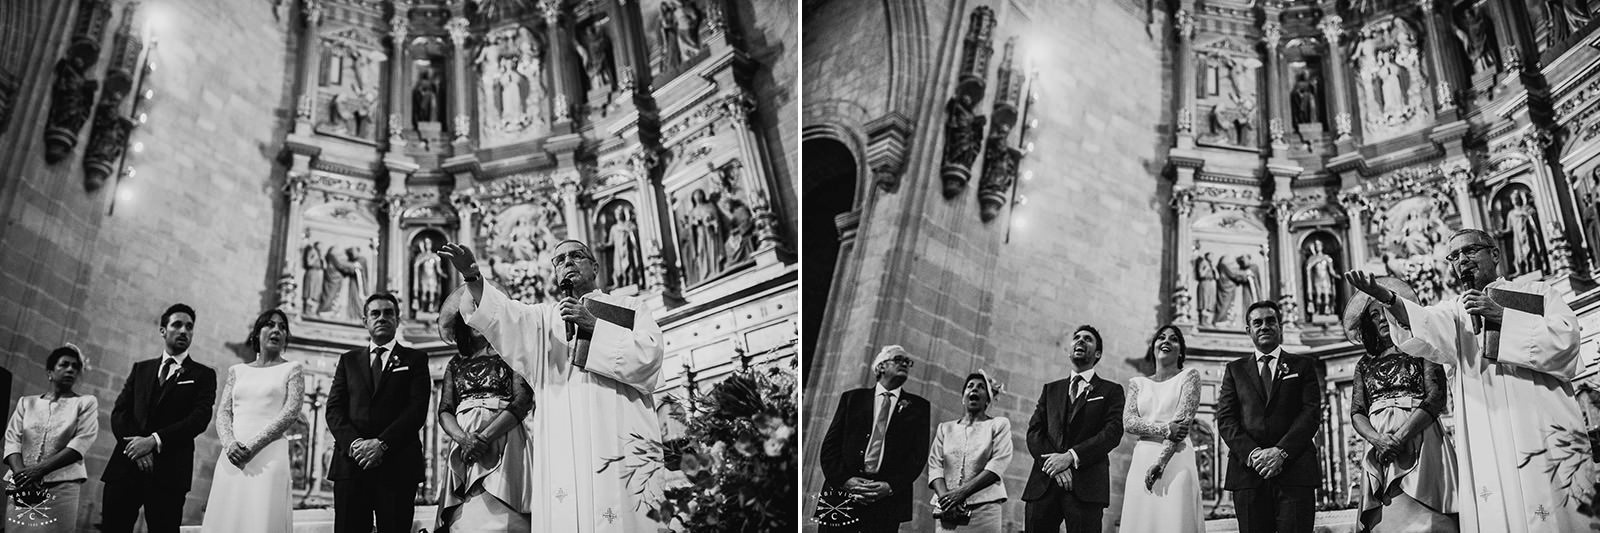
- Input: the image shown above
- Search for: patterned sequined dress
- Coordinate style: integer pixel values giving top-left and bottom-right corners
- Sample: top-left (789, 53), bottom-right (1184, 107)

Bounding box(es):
top-left (436, 352), bottom-right (534, 533)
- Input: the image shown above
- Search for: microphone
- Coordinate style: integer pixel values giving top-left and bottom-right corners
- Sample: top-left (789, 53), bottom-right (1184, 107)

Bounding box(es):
top-left (1453, 267), bottom-right (1483, 334)
top-left (558, 278), bottom-right (577, 341)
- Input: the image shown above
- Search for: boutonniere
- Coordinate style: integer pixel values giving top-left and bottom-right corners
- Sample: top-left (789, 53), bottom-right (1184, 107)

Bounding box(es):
top-left (895, 398), bottom-right (909, 414)
top-left (172, 365), bottom-right (187, 379)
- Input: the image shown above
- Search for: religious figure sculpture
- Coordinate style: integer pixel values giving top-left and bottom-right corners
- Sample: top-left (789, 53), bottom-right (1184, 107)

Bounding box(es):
top-left (321, 46), bottom-right (378, 138)
top-left (476, 26), bottom-right (545, 141)
top-left (941, 92), bottom-right (986, 195)
top-left (580, 24), bottom-right (617, 94)
top-left (1504, 190), bottom-right (1547, 275)
top-left (688, 188), bottom-right (724, 284)
top-left (1375, 50), bottom-right (1407, 116)
top-left (345, 246), bottom-right (370, 321)
top-left (660, 1), bottom-right (681, 64)
top-left (1214, 254), bottom-right (1240, 326)
top-left (412, 64), bottom-right (445, 126)
top-left (720, 193), bottom-right (755, 265)
top-left (1544, 0), bottom-right (1594, 47)
top-left (606, 207), bottom-right (643, 288)
top-left (320, 245), bottom-right (355, 317)
top-left (303, 242), bottom-right (325, 314)
top-left (1453, 2), bottom-right (1502, 75)
top-left (1290, 70), bottom-right (1322, 127)
top-left (412, 237), bottom-right (444, 315)
top-left (1195, 253), bottom-right (1218, 326)
top-left (1235, 255), bottom-right (1262, 311)
top-left (1305, 240), bottom-right (1337, 316)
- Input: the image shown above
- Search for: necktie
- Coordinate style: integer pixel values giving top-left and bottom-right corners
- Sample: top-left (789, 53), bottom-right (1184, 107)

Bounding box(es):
top-left (1260, 355), bottom-right (1275, 402)
top-left (159, 357), bottom-right (176, 385)
top-left (370, 347), bottom-right (387, 388)
top-left (1071, 376), bottom-right (1085, 401)
top-left (862, 392), bottom-right (893, 473)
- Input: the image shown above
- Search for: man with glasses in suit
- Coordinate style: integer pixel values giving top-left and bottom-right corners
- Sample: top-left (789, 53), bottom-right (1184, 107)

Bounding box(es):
top-left (817, 345), bottom-right (932, 532)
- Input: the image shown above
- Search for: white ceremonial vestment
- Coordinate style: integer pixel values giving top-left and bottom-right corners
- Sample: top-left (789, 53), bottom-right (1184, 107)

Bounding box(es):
top-left (463, 283), bottom-right (665, 532)
top-left (1387, 278), bottom-right (1598, 533)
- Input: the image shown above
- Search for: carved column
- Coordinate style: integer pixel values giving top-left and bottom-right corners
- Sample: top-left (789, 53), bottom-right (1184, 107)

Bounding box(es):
top-left (1320, 15), bottom-right (1354, 143)
top-left (1339, 195), bottom-right (1370, 266)
top-left (386, 2), bottom-right (410, 147)
top-left (1175, 7), bottom-right (1197, 148)
top-left (282, 168), bottom-right (312, 318)
top-left (1271, 196), bottom-right (1297, 304)
top-left (541, 0), bottom-right (579, 127)
top-left (559, 176), bottom-right (585, 244)
top-left (1417, 0), bottom-right (1456, 115)
top-left (630, 148), bottom-right (678, 296)
top-left (296, 1), bottom-right (325, 134)
top-left (445, 15), bottom-right (471, 148)
top-left (1171, 180), bottom-right (1197, 325)
top-left (1522, 130), bottom-right (1594, 278)
top-left (381, 191), bottom-right (406, 294)
top-left (1264, 20), bottom-right (1287, 150)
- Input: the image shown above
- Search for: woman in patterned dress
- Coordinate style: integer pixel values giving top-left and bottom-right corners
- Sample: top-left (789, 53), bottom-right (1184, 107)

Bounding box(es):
top-left (3, 344), bottom-right (98, 532)
top-left (925, 370), bottom-right (1012, 532)
top-left (435, 287), bottom-right (536, 532)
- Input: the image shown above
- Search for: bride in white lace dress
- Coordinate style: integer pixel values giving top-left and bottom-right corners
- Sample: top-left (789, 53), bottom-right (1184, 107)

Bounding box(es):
top-left (200, 310), bottom-right (304, 533)
top-left (1118, 325), bottom-right (1204, 533)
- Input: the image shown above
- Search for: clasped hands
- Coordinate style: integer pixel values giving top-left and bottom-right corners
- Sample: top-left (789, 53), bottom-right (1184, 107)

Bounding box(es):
top-left (1248, 447), bottom-right (1288, 478)
top-left (1041, 452), bottom-right (1077, 490)
top-left (1367, 431), bottom-right (1406, 465)
top-left (350, 438), bottom-right (387, 469)
top-left (842, 476), bottom-right (893, 504)
top-left (455, 432), bottom-right (491, 464)
top-left (122, 435), bottom-right (160, 472)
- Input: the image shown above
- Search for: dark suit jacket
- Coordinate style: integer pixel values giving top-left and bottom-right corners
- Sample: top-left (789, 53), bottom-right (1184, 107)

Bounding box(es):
top-left (1023, 374), bottom-right (1125, 505)
top-left (324, 344), bottom-right (430, 482)
top-left (1215, 351), bottom-right (1323, 489)
top-left (818, 387), bottom-right (931, 524)
top-left (102, 357), bottom-right (218, 493)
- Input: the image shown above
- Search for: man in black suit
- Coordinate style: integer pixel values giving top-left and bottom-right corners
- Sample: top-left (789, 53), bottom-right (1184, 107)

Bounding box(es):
top-left (1216, 300), bottom-right (1323, 533)
top-left (817, 345), bottom-right (932, 532)
top-left (1024, 324), bottom-right (1126, 533)
top-left (101, 303), bottom-right (218, 533)
top-left (325, 293), bottom-right (431, 533)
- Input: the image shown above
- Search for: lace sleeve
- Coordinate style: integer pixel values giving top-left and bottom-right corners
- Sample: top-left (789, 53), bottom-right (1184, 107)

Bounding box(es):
top-left (217, 366), bottom-right (237, 449)
top-left (245, 364), bottom-right (305, 454)
top-left (1154, 369), bottom-right (1203, 469)
top-left (1122, 379), bottom-right (1169, 439)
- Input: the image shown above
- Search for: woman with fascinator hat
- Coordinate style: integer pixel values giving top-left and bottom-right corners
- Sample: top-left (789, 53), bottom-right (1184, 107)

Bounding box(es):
top-left (433, 283), bottom-right (536, 533)
top-left (2, 344), bottom-right (97, 532)
top-left (1343, 276), bottom-right (1458, 532)
top-left (925, 370), bottom-right (1013, 532)
top-left (1117, 325), bottom-right (1204, 533)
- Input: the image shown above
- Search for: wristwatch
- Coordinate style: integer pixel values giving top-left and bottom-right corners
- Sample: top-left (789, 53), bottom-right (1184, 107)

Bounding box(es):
top-left (462, 265), bottom-right (481, 283)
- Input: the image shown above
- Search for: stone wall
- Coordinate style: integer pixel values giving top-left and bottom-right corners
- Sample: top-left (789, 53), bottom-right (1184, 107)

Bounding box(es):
top-left (0, 0), bottom-right (292, 526)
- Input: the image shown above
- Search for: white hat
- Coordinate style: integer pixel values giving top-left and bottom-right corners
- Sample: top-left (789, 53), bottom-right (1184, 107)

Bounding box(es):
top-left (871, 345), bottom-right (910, 369)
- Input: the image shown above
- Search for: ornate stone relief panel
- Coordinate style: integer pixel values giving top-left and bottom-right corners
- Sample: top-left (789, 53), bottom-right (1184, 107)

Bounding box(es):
top-left (1191, 210), bottom-right (1270, 330)
top-left (1352, 16), bottom-right (1433, 143)
top-left (475, 23), bottom-right (552, 147)
top-left (315, 25), bottom-right (386, 142)
top-left (299, 174), bottom-right (383, 323)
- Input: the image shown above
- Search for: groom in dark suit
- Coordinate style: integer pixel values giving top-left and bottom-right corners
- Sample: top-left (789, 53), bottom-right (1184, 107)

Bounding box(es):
top-left (817, 345), bottom-right (932, 532)
top-left (1216, 300), bottom-right (1323, 533)
top-left (1024, 324), bottom-right (1125, 533)
top-left (325, 293), bottom-right (431, 533)
top-left (101, 303), bottom-right (218, 533)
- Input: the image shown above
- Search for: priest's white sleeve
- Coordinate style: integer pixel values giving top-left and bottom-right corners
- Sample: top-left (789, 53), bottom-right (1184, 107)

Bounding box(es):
top-left (582, 295), bottom-right (664, 395)
top-left (1495, 282), bottom-right (1582, 380)
top-left (1387, 297), bottom-right (1468, 367)
top-left (461, 282), bottom-right (546, 361)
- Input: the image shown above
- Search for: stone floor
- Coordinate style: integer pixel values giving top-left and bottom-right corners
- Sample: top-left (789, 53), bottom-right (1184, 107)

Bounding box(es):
top-left (177, 506), bottom-right (440, 533)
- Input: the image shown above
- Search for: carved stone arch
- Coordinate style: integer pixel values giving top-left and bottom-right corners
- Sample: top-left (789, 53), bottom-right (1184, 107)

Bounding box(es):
top-left (800, 123), bottom-right (866, 383)
top-left (801, 123), bottom-right (870, 210)
top-left (881, 0), bottom-right (930, 116)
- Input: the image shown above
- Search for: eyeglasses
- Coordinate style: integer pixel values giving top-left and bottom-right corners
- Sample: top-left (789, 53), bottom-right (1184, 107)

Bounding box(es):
top-left (550, 250), bottom-right (593, 266)
top-left (885, 357), bottom-right (913, 369)
top-left (1445, 244), bottom-right (1494, 262)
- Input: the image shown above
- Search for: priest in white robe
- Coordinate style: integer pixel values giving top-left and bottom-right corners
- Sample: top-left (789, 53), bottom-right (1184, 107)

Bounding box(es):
top-left (1346, 228), bottom-right (1598, 533)
top-left (439, 239), bottom-right (664, 532)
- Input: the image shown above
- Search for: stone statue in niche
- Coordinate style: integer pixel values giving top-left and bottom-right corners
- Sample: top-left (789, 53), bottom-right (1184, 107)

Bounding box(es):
top-left (669, 0), bottom-right (706, 63)
top-left (1234, 255), bottom-right (1262, 312)
top-left (302, 242), bottom-right (326, 314)
top-left (1202, 54), bottom-right (1259, 147)
top-left (1543, 0), bottom-right (1594, 47)
top-left (577, 23), bottom-right (618, 94)
top-left (412, 235), bottom-right (445, 315)
top-left (719, 193), bottom-right (755, 265)
top-left (1584, 171), bottom-right (1600, 258)
top-left (942, 93), bottom-right (986, 187)
top-left (1502, 189), bottom-right (1548, 275)
top-left (345, 247), bottom-right (371, 321)
top-left (1290, 70), bottom-right (1323, 127)
top-left (476, 26), bottom-right (546, 143)
top-left (601, 205), bottom-right (643, 288)
top-left (412, 62), bottom-right (445, 126)
top-left (320, 44), bottom-right (381, 138)
top-left (1304, 239), bottom-right (1338, 316)
top-left (1452, 2), bottom-right (1502, 75)
top-left (685, 188), bottom-right (725, 285)
top-left (1214, 254), bottom-right (1241, 325)
top-left (1195, 252), bottom-right (1218, 326)
top-left (1353, 19), bottom-right (1430, 140)
top-left (319, 245), bottom-right (353, 318)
